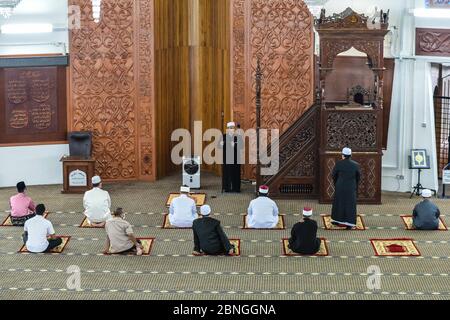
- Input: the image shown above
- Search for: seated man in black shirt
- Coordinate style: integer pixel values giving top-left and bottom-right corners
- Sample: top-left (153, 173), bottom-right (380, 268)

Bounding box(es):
top-left (288, 208), bottom-right (321, 255)
top-left (192, 205), bottom-right (234, 256)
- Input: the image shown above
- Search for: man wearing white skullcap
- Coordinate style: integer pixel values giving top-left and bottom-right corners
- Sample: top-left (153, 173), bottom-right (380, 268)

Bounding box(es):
top-left (83, 175), bottom-right (112, 227)
top-left (246, 185), bottom-right (279, 228)
top-left (220, 121), bottom-right (243, 193)
top-left (192, 205), bottom-right (234, 256)
top-left (412, 189), bottom-right (440, 230)
top-left (288, 208), bottom-right (321, 255)
top-left (168, 186), bottom-right (198, 228)
top-left (330, 147), bottom-right (361, 229)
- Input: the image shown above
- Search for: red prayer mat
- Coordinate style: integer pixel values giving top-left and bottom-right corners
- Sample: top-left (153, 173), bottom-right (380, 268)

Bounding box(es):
top-left (19, 236), bottom-right (71, 254)
top-left (321, 214), bottom-right (366, 230)
top-left (401, 215), bottom-right (448, 231)
top-left (166, 193), bottom-right (206, 207)
top-left (370, 238), bottom-right (421, 256)
top-left (108, 238), bottom-right (155, 256)
top-left (282, 238), bottom-right (329, 256)
top-left (79, 216), bottom-right (105, 228)
top-left (193, 239), bottom-right (241, 256)
top-left (1, 212), bottom-right (49, 227)
top-left (242, 215), bottom-right (286, 230)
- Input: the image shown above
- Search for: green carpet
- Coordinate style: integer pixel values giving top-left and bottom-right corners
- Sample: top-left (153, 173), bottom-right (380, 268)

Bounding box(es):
top-left (1, 173), bottom-right (449, 300)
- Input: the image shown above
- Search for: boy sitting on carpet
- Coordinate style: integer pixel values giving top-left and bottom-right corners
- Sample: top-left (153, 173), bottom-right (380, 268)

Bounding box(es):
top-left (10, 181), bottom-right (36, 226)
top-left (23, 204), bottom-right (62, 253)
top-left (104, 208), bottom-right (143, 255)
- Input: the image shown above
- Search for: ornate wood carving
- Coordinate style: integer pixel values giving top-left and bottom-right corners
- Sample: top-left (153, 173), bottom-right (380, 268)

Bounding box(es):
top-left (416, 28), bottom-right (450, 57)
top-left (321, 153), bottom-right (381, 203)
top-left (317, 7), bottom-right (389, 30)
top-left (259, 104), bottom-right (320, 198)
top-left (287, 147), bottom-right (316, 177)
top-left (69, 0), bottom-right (155, 181)
top-left (231, 0), bottom-right (315, 179)
top-left (317, 8), bottom-right (386, 204)
top-left (321, 39), bottom-right (384, 70)
top-left (136, 0), bottom-right (155, 180)
top-left (325, 111), bottom-right (378, 151)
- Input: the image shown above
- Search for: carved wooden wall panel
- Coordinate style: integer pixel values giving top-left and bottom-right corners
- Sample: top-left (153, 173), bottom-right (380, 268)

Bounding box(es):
top-left (324, 111), bottom-right (378, 151)
top-left (320, 153), bottom-right (381, 204)
top-left (416, 28), bottom-right (450, 57)
top-left (231, 0), bottom-right (315, 179)
top-left (69, 0), bottom-right (155, 181)
top-left (0, 66), bottom-right (67, 144)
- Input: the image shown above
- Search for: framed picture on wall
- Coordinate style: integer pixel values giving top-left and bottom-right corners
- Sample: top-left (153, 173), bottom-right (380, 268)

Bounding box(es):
top-left (409, 149), bottom-right (430, 169)
top-left (425, 0), bottom-right (450, 9)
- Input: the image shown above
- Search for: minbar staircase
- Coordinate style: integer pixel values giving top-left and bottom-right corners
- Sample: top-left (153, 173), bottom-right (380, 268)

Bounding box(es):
top-left (257, 102), bottom-right (382, 204)
top-left (257, 103), bottom-right (321, 199)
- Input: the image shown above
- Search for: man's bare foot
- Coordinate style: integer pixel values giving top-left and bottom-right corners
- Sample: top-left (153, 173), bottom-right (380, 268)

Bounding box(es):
top-left (136, 246), bottom-right (143, 256)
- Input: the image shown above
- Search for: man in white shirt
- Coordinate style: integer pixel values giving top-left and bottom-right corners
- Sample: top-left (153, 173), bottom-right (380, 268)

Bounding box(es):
top-left (247, 185), bottom-right (279, 228)
top-left (83, 176), bottom-right (112, 227)
top-left (23, 204), bottom-right (62, 253)
top-left (169, 186), bottom-right (198, 228)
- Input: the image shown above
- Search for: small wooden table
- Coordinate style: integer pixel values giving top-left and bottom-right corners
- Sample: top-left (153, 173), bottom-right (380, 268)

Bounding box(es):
top-left (60, 156), bottom-right (95, 194)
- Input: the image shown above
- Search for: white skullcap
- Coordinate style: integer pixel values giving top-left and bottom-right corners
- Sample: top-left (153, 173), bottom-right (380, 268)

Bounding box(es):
top-left (200, 205), bottom-right (211, 216)
top-left (92, 176), bottom-right (102, 184)
top-left (342, 147), bottom-right (352, 156)
top-left (180, 186), bottom-right (190, 193)
top-left (259, 185), bottom-right (269, 194)
top-left (421, 189), bottom-right (432, 198)
top-left (227, 122), bottom-right (236, 128)
top-left (303, 207), bottom-right (313, 217)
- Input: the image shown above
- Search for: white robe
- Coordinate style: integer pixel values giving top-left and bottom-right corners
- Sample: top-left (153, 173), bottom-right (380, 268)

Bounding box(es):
top-left (247, 196), bottom-right (279, 228)
top-left (83, 187), bottom-right (112, 223)
top-left (169, 194), bottom-right (197, 227)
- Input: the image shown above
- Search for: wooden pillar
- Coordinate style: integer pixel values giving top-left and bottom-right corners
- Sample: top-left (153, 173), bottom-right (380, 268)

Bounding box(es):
top-left (154, 0), bottom-right (230, 178)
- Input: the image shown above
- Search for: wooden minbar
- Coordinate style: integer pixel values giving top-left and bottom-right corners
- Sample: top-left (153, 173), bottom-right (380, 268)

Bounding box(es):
top-left (60, 156), bottom-right (95, 194)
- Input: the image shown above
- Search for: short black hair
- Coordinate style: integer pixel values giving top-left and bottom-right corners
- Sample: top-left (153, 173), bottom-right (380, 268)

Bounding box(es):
top-left (113, 207), bottom-right (124, 216)
top-left (93, 183), bottom-right (101, 188)
top-left (17, 181), bottom-right (26, 193)
top-left (36, 204), bottom-right (46, 215)
top-left (344, 155), bottom-right (351, 159)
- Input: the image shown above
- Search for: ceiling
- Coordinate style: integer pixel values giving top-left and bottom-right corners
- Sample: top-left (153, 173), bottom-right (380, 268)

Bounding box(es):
top-left (0, 0), bottom-right (68, 28)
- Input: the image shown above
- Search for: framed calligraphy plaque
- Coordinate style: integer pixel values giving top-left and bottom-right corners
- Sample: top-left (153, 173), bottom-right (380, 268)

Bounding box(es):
top-left (0, 66), bottom-right (67, 144)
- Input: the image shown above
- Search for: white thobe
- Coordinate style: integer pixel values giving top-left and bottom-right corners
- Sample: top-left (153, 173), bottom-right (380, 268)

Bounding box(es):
top-left (169, 194), bottom-right (197, 227)
top-left (247, 196), bottom-right (279, 228)
top-left (83, 187), bottom-right (112, 223)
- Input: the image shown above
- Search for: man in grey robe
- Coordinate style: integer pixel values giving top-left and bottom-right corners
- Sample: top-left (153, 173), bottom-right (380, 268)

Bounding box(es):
top-left (413, 189), bottom-right (440, 230)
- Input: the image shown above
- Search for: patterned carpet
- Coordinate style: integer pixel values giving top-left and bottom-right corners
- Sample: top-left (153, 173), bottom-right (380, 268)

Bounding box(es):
top-left (1, 172), bottom-right (450, 300)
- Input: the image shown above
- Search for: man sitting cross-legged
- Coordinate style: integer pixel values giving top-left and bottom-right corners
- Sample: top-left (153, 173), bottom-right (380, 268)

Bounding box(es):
top-left (413, 189), bottom-right (441, 230)
top-left (23, 204), bottom-right (62, 253)
top-left (83, 175), bottom-right (112, 227)
top-left (246, 185), bottom-right (279, 229)
top-left (192, 205), bottom-right (234, 256)
top-left (168, 186), bottom-right (198, 228)
top-left (104, 208), bottom-right (143, 256)
top-left (10, 181), bottom-right (36, 226)
top-left (288, 208), bottom-right (321, 255)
